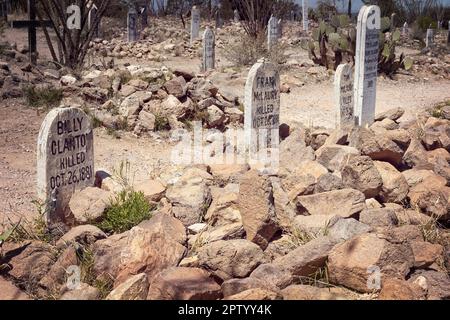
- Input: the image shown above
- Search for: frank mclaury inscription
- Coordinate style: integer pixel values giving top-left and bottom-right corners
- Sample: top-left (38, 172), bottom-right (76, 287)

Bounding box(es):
top-left (244, 59), bottom-right (280, 157)
top-left (37, 107), bottom-right (94, 224)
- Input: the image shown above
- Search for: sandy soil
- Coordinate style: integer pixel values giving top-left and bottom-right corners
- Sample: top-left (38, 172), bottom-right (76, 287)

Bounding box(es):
top-left (0, 25), bottom-right (449, 227)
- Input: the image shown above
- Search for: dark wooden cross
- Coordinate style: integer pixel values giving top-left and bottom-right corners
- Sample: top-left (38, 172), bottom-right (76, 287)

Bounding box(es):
top-left (0, 0), bottom-right (9, 21)
top-left (10, 0), bottom-right (52, 64)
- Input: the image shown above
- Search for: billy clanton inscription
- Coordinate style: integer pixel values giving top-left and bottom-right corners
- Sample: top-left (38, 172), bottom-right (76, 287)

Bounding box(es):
top-left (37, 107), bottom-right (94, 224)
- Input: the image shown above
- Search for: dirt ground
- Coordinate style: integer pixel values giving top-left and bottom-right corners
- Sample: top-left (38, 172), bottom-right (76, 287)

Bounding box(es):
top-left (1, 25), bottom-right (449, 226)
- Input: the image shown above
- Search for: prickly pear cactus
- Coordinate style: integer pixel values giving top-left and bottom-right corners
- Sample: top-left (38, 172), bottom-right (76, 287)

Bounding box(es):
top-left (301, 15), bottom-right (356, 70)
top-left (305, 15), bottom-right (413, 75)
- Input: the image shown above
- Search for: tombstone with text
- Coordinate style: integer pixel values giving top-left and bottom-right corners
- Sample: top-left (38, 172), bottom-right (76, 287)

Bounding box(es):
top-left (202, 27), bottom-right (215, 72)
top-left (353, 5), bottom-right (380, 126)
top-left (334, 63), bottom-right (354, 127)
top-left (37, 107), bottom-right (94, 224)
top-left (244, 59), bottom-right (280, 165)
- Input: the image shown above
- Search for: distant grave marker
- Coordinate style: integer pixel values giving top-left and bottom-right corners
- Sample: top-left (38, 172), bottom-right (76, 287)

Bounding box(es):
top-left (140, 5), bottom-right (148, 29)
top-left (426, 28), bottom-right (434, 48)
top-left (402, 22), bottom-right (408, 36)
top-left (267, 15), bottom-right (279, 50)
top-left (202, 27), bottom-right (215, 72)
top-left (244, 59), bottom-right (280, 157)
top-left (190, 5), bottom-right (200, 43)
top-left (448, 21), bottom-right (450, 45)
top-left (334, 63), bottom-right (354, 127)
top-left (37, 107), bottom-right (94, 224)
top-left (215, 4), bottom-right (223, 29)
top-left (353, 5), bottom-right (380, 126)
top-left (127, 6), bottom-right (138, 42)
top-left (234, 9), bottom-right (239, 23)
top-left (88, 3), bottom-right (100, 38)
top-left (302, 0), bottom-right (309, 32)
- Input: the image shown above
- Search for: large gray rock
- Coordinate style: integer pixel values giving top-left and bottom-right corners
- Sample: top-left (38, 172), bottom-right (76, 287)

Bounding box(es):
top-left (348, 127), bottom-right (404, 167)
top-left (328, 233), bottom-right (414, 293)
top-left (56, 225), bottom-right (106, 248)
top-left (166, 169), bottom-right (212, 226)
top-left (93, 213), bottom-right (186, 286)
top-left (147, 267), bottom-right (222, 300)
top-left (163, 76), bottom-right (187, 98)
top-left (279, 131), bottom-right (315, 172)
top-left (375, 107), bottom-right (405, 122)
top-left (374, 160), bottom-right (409, 203)
top-left (295, 188), bottom-right (366, 218)
top-left (315, 144), bottom-right (360, 172)
top-left (68, 187), bottom-right (112, 224)
top-left (251, 236), bottom-right (338, 289)
top-left (238, 170), bottom-right (279, 249)
top-left (341, 156), bottom-right (383, 198)
top-left (198, 239), bottom-right (264, 280)
top-left (106, 273), bottom-right (149, 300)
top-left (359, 208), bottom-right (399, 227)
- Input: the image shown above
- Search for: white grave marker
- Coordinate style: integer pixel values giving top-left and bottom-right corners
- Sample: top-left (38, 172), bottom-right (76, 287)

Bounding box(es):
top-left (190, 6), bottom-right (200, 43)
top-left (334, 63), bottom-right (354, 127)
top-left (127, 7), bottom-right (138, 42)
top-left (302, 0), bottom-right (309, 32)
top-left (37, 107), bottom-right (94, 224)
top-left (244, 59), bottom-right (280, 159)
top-left (402, 22), bottom-right (408, 36)
top-left (426, 28), bottom-right (434, 48)
top-left (234, 9), bottom-right (240, 23)
top-left (202, 27), bottom-right (215, 72)
top-left (267, 15), bottom-right (279, 50)
top-left (353, 5), bottom-right (380, 126)
top-left (88, 3), bottom-right (100, 38)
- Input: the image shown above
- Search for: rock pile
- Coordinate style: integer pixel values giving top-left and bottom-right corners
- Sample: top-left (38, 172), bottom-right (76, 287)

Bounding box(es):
top-left (1, 107), bottom-right (448, 300)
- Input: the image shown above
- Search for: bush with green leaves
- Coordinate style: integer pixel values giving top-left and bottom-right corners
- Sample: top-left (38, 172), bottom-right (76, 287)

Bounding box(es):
top-left (96, 190), bottom-right (153, 234)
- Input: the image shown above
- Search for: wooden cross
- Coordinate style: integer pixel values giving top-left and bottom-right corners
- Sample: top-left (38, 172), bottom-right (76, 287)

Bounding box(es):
top-left (0, 0), bottom-right (10, 21)
top-left (10, 0), bottom-right (51, 64)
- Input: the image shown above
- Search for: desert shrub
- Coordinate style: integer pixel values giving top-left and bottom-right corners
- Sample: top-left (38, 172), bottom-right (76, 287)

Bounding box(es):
top-left (96, 190), bottom-right (153, 234)
top-left (416, 16), bottom-right (438, 31)
top-left (23, 85), bottom-right (64, 109)
top-left (154, 113), bottom-right (170, 131)
top-left (223, 33), bottom-right (288, 67)
top-left (410, 22), bottom-right (426, 43)
top-left (76, 245), bottom-right (114, 299)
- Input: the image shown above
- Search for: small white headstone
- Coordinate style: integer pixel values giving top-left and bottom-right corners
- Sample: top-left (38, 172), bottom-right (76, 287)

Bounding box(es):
top-left (127, 7), bottom-right (138, 42)
top-left (402, 22), bottom-right (408, 36)
top-left (354, 5), bottom-right (380, 126)
top-left (37, 107), bottom-right (94, 224)
top-left (334, 63), bottom-right (354, 127)
top-left (244, 59), bottom-right (280, 158)
top-left (426, 28), bottom-right (434, 48)
top-left (202, 27), bottom-right (215, 72)
top-left (234, 9), bottom-right (240, 23)
top-left (302, 0), bottom-right (309, 32)
top-left (268, 15), bottom-right (279, 50)
top-left (88, 4), bottom-right (100, 38)
top-left (190, 6), bottom-right (201, 43)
